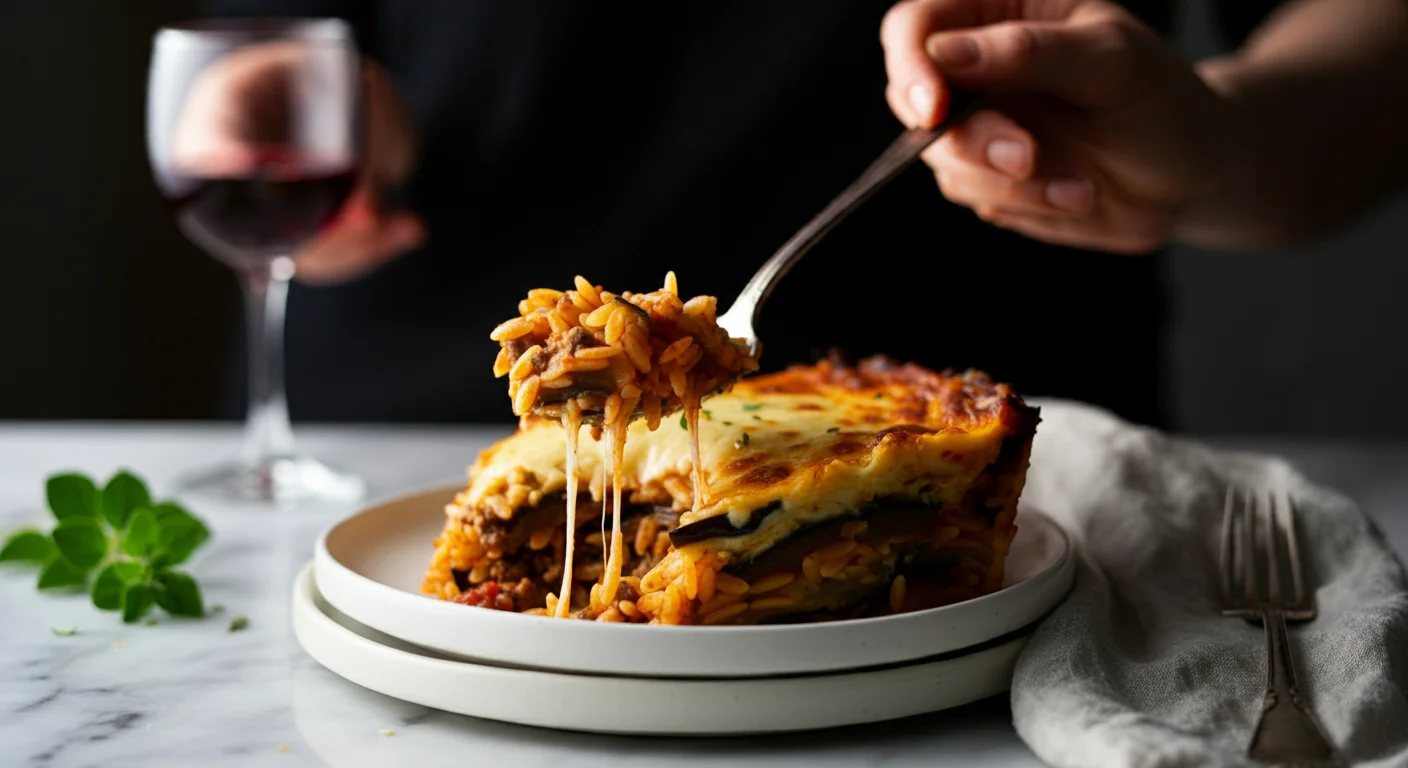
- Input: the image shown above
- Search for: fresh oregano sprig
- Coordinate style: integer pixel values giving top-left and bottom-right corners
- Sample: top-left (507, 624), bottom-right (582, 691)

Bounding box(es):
top-left (0, 470), bottom-right (210, 623)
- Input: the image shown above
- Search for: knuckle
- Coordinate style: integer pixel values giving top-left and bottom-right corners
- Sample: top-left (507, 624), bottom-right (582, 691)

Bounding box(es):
top-left (934, 170), bottom-right (970, 205)
top-left (974, 204), bottom-right (1006, 225)
top-left (934, 169), bottom-right (955, 194)
top-left (879, 1), bottom-right (916, 43)
top-left (1089, 14), bottom-right (1143, 67)
top-left (991, 22), bottom-right (1039, 70)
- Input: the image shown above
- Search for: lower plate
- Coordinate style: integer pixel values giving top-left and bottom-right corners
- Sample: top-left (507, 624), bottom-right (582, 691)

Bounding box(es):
top-left (293, 562), bottom-right (1031, 735)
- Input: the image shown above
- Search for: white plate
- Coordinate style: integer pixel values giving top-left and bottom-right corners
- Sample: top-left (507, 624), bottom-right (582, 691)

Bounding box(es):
top-left (313, 484), bottom-right (1073, 678)
top-left (293, 562), bottom-right (1031, 735)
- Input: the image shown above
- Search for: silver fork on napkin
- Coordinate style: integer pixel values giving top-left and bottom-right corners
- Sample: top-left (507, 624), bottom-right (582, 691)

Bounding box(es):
top-left (1220, 485), bottom-right (1339, 766)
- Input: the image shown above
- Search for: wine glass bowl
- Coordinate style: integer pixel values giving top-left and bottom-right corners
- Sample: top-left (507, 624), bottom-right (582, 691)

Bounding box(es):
top-left (147, 18), bottom-right (366, 503)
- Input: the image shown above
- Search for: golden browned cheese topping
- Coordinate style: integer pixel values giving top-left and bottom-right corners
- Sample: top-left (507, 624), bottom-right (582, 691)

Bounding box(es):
top-left (454, 356), bottom-right (1039, 563)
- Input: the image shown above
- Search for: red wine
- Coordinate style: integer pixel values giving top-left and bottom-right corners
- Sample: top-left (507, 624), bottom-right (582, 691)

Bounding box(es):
top-left (165, 167), bottom-right (356, 264)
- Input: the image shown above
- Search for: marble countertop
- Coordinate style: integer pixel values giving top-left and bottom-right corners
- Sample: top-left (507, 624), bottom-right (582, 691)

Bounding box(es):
top-left (2, 424), bottom-right (1405, 768)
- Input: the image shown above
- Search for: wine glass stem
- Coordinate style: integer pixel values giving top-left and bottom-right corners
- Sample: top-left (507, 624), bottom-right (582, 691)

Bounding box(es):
top-left (239, 257), bottom-right (296, 464)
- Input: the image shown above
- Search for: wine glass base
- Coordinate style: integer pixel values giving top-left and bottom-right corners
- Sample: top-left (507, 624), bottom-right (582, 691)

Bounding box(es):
top-left (174, 454), bottom-right (367, 504)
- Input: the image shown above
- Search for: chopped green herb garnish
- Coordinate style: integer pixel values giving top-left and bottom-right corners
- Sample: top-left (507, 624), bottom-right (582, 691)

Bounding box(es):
top-left (701, 409), bottom-right (712, 420)
top-left (741, 432), bottom-right (750, 445)
top-left (733, 432), bottom-right (751, 450)
top-left (741, 403), bottom-right (762, 412)
top-left (210, 604), bottom-right (224, 614)
top-left (721, 421), bottom-right (734, 427)
top-left (752, 415), bottom-right (762, 422)
top-left (826, 427), bottom-right (840, 433)
top-left (51, 625), bottom-right (76, 637)
top-left (2, 470), bottom-right (211, 625)
top-left (142, 618), bottom-right (158, 627)
top-left (679, 413), bottom-right (688, 430)
top-left (229, 616), bottom-right (249, 632)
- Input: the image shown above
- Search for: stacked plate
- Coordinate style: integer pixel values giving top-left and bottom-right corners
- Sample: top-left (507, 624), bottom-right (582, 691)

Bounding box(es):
top-left (296, 484), bottom-right (1075, 735)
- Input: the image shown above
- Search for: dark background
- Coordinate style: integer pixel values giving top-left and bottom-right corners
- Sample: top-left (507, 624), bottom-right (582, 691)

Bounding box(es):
top-left (1, 0), bottom-right (1404, 436)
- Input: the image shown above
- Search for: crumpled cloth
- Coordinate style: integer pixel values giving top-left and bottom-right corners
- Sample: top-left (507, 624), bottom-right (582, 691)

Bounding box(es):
top-left (1012, 400), bottom-right (1408, 768)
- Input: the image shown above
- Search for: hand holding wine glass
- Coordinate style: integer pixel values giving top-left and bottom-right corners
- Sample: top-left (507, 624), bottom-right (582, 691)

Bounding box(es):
top-left (167, 34), bottom-right (423, 283)
top-left (148, 18), bottom-right (415, 502)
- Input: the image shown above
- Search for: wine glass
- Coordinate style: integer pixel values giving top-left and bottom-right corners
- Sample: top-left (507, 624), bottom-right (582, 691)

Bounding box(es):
top-left (146, 18), bottom-right (366, 503)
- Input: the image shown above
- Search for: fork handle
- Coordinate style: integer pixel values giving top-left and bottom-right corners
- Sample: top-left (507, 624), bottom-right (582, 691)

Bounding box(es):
top-left (1247, 610), bottom-right (1339, 765)
top-left (725, 87), bottom-right (984, 324)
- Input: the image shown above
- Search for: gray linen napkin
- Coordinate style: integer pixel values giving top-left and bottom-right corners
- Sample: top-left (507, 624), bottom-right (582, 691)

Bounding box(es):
top-left (1012, 400), bottom-right (1408, 768)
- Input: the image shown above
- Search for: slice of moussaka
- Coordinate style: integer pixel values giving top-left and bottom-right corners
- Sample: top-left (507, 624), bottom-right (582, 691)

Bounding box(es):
top-left (422, 355), bottom-right (1040, 625)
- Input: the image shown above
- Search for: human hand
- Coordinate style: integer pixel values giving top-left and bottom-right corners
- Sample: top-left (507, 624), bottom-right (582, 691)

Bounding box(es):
top-left (880, 0), bottom-right (1236, 253)
top-left (170, 44), bottom-right (422, 282)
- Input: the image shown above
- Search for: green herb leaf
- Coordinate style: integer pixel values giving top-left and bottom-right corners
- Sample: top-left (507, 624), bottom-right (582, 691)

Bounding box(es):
top-left (701, 409), bottom-right (712, 420)
top-left (46, 473), bottom-right (99, 520)
top-left (0, 529), bottom-right (54, 563)
top-left (122, 583), bottom-right (156, 623)
top-left (740, 432), bottom-right (750, 446)
top-left (91, 561), bottom-right (144, 611)
top-left (150, 503), bottom-right (210, 567)
top-left (210, 603), bottom-right (225, 614)
top-left (826, 427), bottom-right (840, 433)
top-left (740, 403), bottom-right (762, 412)
top-left (102, 471), bottom-right (152, 530)
top-left (679, 413), bottom-right (688, 430)
top-left (752, 415), bottom-right (762, 422)
top-left (37, 555), bottom-right (88, 590)
top-left (121, 509), bottom-right (161, 559)
top-left (229, 615), bottom-right (249, 632)
top-left (154, 570), bottom-right (204, 618)
top-left (51, 517), bottom-right (107, 570)
top-left (52, 625), bottom-right (76, 637)
top-left (721, 420), bottom-right (733, 427)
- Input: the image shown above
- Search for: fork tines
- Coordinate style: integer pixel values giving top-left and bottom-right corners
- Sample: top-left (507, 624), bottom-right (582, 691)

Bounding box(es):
top-left (1219, 485), bottom-right (1313, 619)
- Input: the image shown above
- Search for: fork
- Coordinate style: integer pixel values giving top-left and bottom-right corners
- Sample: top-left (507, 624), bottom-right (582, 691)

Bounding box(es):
top-left (716, 88), bottom-right (984, 355)
top-left (1220, 485), bottom-right (1339, 765)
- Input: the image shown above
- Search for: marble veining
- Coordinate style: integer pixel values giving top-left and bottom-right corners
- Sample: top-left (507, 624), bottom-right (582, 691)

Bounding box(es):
top-left (1, 425), bottom-right (1402, 767)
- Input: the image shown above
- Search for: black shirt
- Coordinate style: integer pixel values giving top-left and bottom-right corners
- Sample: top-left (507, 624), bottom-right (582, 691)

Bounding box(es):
top-left (203, 0), bottom-right (1279, 428)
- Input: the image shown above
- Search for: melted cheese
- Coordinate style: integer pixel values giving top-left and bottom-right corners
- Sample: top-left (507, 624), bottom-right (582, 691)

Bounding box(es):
top-left (456, 361), bottom-right (1036, 562)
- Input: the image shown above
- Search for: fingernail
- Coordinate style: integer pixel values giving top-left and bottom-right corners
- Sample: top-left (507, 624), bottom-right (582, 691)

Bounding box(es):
top-left (908, 83), bottom-right (935, 125)
top-left (986, 140), bottom-right (1028, 177)
top-left (929, 36), bottom-right (980, 70)
top-left (1046, 179), bottom-right (1094, 212)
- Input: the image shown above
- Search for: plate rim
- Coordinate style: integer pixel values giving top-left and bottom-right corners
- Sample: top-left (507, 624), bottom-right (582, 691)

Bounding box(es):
top-left (313, 482), bottom-right (1073, 677)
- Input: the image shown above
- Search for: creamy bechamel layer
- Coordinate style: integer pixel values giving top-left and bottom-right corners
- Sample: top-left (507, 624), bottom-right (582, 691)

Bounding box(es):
top-left (451, 358), bottom-right (1037, 563)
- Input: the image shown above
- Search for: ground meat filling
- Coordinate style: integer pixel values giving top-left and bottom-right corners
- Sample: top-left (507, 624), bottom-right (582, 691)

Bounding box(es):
top-left (452, 578), bottom-right (541, 612)
top-left (506, 326), bottom-right (634, 408)
top-left (453, 487), bottom-right (999, 622)
top-left (451, 497), bottom-right (680, 614)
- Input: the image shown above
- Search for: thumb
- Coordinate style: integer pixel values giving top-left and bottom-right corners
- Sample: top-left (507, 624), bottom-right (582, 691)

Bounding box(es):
top-left (924, 11), bottom-right (1144, 108)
